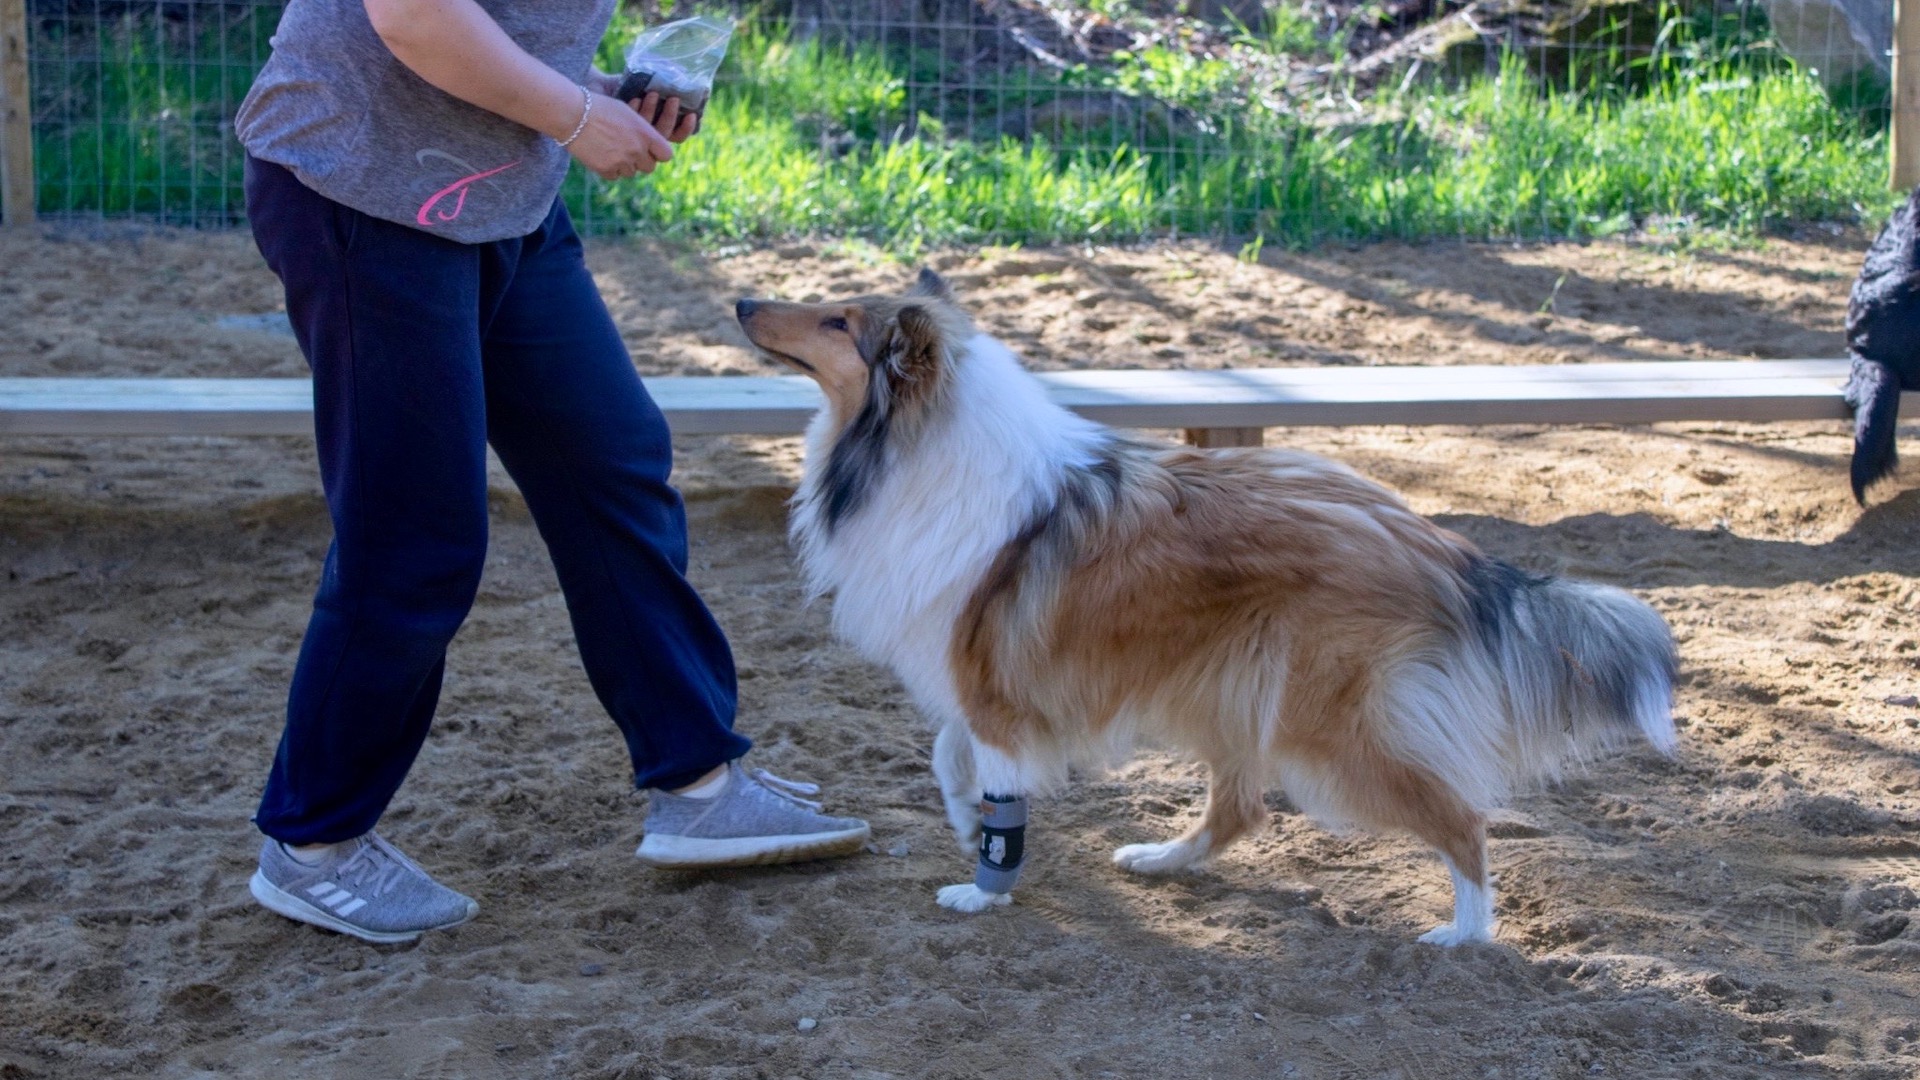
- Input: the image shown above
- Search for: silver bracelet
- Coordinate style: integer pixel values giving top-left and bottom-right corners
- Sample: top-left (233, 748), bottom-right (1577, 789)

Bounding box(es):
top-left (557, 84), bottom-right (592, 149)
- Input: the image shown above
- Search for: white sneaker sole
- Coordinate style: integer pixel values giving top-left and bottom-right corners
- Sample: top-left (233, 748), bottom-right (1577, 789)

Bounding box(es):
top-left (635, 824), bottom-right (872, 869)
top-left (248, 870), bottom-right (476, 944)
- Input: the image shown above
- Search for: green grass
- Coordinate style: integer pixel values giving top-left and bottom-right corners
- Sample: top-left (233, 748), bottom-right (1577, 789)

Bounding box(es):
top-left (30, 7), bottom-right (278, 221)
top-left (1226, 55), bottom-right (1893, 243)
top-left (574, 12), bottom-right (1896, 248)
top-left (30, 4), bottom-right (1902, 248)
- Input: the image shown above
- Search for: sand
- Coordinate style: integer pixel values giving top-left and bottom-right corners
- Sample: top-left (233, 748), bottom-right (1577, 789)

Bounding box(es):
top-left (1, 224), bottom-right (1917, 1080)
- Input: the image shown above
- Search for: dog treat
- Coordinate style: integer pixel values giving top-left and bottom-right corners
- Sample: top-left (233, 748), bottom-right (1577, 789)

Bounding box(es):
top-left (612, 69), bottom-right (655, 106)
top-left (611, 70), bottom-right (709, 117)
top-left (616, 15), bottom-right (732, 121)
top-left (973, 793), bottom-right (1027, 894)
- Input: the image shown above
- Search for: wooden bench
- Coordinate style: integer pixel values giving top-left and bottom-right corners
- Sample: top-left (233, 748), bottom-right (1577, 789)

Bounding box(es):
top-left (0, 360), bottom-right (1908, 444)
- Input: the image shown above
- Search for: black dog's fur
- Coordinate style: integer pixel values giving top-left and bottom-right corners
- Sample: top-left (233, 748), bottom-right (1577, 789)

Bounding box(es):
top-left (1845, 187), bottom-right (1920, 502)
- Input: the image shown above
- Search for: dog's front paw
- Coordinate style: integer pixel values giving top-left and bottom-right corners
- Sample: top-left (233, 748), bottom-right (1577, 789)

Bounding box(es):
top-left (936, 883), bottom-right (1012, 913)
top-left (945, 802), bottom-right (982, 855)
top-left (1417, 921), bottom-right (1496, 947)
top-left (1112, 840), bottom-right (1199, 875)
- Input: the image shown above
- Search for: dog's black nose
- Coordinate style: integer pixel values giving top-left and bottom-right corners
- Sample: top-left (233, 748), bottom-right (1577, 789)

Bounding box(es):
top-left (735, 298), bottom-right (760, 320)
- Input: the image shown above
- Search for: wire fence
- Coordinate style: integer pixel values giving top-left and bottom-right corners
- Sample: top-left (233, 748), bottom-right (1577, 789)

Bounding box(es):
top-left (14, 0), bottom-right (1904, 245)
top-left (27, 0), bottom-right (276, 225)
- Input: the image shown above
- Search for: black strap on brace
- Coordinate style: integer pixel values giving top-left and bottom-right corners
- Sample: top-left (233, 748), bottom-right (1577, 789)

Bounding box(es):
top-left (974, 793), bottom-right (1027, 893)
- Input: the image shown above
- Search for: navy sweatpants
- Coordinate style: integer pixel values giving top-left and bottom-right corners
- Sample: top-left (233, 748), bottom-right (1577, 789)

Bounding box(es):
top-left (245, 156), bottom-right (751, 845)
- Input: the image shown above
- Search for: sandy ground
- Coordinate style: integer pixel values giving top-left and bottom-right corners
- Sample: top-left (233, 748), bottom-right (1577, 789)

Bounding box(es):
top-left (1, 224), bottom-right (1918, 1080)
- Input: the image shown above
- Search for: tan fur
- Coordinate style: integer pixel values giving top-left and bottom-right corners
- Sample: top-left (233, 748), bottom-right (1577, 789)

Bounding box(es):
top-left (953, 445), bottom-right (1491, 880)
top-left (743, 271), bottom-right (1673, 937)
top-left (737, 279), bottom-right (973, 435)
top-left (734, 300), bottom-right (872, 424)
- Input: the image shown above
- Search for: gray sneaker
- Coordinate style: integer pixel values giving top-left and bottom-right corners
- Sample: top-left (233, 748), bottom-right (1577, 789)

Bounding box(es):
top-left (636, 762), bottom-right (871, 868)
top-left (249, 832), bottom-right (479, 944)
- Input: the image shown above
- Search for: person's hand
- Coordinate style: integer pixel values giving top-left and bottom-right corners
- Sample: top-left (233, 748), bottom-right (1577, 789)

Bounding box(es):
top-left (562, 90), bottom-right (673, 180)
top-left (632, 91), bottom-right (701, 143)
top-left (585, 69), bottom-right (700, 141)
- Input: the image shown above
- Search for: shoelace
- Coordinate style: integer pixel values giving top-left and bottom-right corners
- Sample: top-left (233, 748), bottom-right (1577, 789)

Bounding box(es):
top-left (333, 836), bottom-right (409, 898)
top-left (749, 767), bottom-right (824, 811)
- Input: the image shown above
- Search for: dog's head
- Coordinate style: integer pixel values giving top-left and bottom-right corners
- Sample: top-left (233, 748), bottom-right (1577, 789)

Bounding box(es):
top-left (735, 268), bottom-right (971, 430)
top-left (736, 269), bottom-right (974, 529)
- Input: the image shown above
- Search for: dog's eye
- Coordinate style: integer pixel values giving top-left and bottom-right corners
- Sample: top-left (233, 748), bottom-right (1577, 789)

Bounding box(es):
top-left (823, 316), bottom-right (849, 333)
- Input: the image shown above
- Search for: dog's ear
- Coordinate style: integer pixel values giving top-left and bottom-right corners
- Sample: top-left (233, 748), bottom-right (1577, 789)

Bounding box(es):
top-left (885, 304), bottom-right (948, 408)
top-left (910, 268), bottom-right (954, 302)
top-left (894, 304), bottom-right (944, 372)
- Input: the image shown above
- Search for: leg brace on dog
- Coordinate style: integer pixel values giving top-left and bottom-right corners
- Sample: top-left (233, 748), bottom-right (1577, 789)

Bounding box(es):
top-left (974, 793), bottom-right (1027, 894)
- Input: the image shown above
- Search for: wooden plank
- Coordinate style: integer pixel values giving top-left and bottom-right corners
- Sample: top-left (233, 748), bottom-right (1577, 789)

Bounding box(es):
top-left (1184, 427), bottom-right (1264, 448)
top-left (0, 0), bottom-right (32, 226)
top-left (0, 377), bottom-right (316, 435)
top-left (1041, 359), bottom-right (1854, 387)
top-left (0, 376), bottom-right (823, 437)
top-left (1042, 365), bottom-right (1880, 428)
top-left (2, 362), bottom-right (1913, 437)
top-left (649, 375), bottom-right (820, 434)
top-left (1898, 0), bottom-right (1920, 191)
top-left (1035, 361), bottom-right (1874, 429)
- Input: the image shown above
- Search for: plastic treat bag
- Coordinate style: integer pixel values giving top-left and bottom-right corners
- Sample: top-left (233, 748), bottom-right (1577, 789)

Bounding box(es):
top-left (613, 15), bottom-right (734, 119)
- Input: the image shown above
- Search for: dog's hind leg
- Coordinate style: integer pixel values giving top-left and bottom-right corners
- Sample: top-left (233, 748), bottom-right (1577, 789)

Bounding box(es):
top-left (1420, 850), bottom-right (1494, 947)
top-left (933, 722), bottom-right (982, 853)
top-left (1287, 739), bottom-right (1494, 944)
top-left (1399, 780), bottom-right (1492, 946)
top-left (1113, 763), bottom-right (1266, 875)
top-left (1358, 749), bottom-right (1494, 945)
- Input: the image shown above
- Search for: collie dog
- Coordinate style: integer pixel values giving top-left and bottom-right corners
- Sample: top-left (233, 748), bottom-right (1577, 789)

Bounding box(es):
top-left (735, 270), bottom-right (1677, 945)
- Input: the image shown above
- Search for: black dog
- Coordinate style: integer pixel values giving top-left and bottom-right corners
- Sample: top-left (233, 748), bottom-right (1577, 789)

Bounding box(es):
top-left (1846, 187), bottom-right (1920, 502)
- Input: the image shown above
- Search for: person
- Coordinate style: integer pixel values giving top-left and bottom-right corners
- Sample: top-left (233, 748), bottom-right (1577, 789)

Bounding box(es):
top-left (232, 0), bottom-right (869, 945)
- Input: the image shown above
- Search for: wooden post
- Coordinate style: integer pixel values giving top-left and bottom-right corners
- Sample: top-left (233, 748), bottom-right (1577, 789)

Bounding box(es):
top-left (1895, 0), bottom-right (1920, 191)
top-left (1183, 427), bottom-right (1265, 448)
top-left (0, 0), bottom-right (32, 226)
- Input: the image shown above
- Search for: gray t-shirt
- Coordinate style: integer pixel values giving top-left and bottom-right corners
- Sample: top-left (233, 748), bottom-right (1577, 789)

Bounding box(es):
top-left (237, 0), bottom-right (614, 244)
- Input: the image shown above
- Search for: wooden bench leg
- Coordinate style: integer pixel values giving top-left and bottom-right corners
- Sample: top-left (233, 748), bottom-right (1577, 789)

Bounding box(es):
top-left (1183, 427), bottom-right (1265, 448)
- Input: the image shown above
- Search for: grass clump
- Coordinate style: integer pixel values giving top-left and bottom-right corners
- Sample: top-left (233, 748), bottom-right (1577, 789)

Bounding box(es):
top-left (30, 2), bottom-right (1900, 248)
top-left (30, 6), bottom-right (276, 221)
top-left (1243, 53), bottom-right (1890, 243)
top-left (577, 18), bottom-right (1891, 249)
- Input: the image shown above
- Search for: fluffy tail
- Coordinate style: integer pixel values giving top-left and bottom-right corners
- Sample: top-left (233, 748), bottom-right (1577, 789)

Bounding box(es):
top-left (1462, 557), bottom-right (1677, 782)
top-left (1845, 353), bottom-right (1901, 504)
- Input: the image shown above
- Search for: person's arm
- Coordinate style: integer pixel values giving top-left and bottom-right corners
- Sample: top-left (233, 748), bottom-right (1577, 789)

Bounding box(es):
top-left (363, 0), bottom-right (690, 178)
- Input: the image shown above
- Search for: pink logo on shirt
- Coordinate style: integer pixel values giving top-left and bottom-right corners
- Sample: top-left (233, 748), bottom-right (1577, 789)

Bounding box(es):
top-left (416, 158), bottom-right (523, 227)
